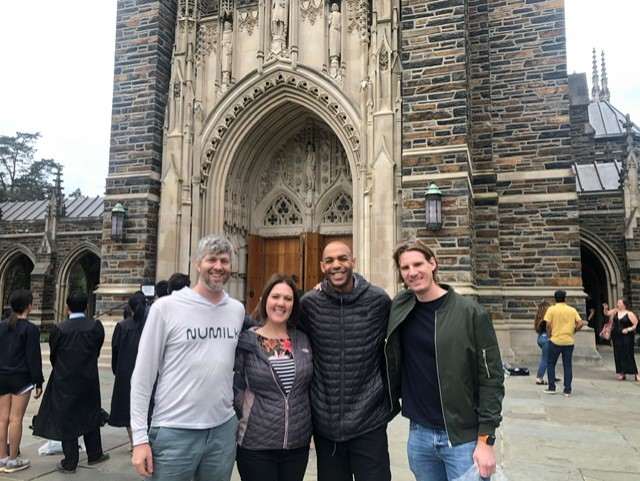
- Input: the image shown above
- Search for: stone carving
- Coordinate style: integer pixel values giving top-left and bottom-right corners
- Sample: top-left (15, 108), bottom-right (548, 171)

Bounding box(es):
top-left (346, 0), bottom-right (368, 35)
top-left (221, 21), bottom-right (233, 92)
top-left (271, 0), bottom-right (288, 55)
top-left (300, 0), bottom-right (323, 25)
top-left (201, 72), bottom-right (361, 190)
top-left (379, 49), bottom-right (389, 72)
top-left (328, 4), bottom-right (341, 79)
top-left (264, 194), bottom-right (302, 226)
top-left (196, 23), bottom-right (217, 66)
top-left (305, 142), bottom-right (316, 191)
top-left (322, 192), bottom-right (353, 224)
top-left (238, 9), bottom-right (259, 35)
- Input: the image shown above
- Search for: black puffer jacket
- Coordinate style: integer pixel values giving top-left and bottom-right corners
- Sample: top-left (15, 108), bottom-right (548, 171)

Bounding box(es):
top-left (234, 326), bottom-right (313, 450)
top-left (300, 274), bottom-right (393, 442)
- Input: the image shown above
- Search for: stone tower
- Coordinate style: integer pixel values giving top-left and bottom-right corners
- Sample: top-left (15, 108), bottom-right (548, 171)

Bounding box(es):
top-left (101, 0), bottom-right (594, 360)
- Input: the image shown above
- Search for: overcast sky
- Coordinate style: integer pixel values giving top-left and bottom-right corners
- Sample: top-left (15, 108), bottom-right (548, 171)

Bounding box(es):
top-left (0, 0), bottom-right (637, 197)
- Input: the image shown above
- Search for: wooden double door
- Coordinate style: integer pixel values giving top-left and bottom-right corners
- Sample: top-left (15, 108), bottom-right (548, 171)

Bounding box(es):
top-left (246, 233), bottom-right (352, 314)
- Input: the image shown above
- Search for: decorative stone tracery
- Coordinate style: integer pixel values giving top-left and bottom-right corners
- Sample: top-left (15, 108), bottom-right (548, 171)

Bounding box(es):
top-left (201, 69), bottom-right (361, 190)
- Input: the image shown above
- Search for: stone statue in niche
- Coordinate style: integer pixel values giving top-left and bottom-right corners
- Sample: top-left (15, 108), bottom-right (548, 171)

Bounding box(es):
top-left (328, 3), bottom-right (341, 78)
top-left (271, 0), bottom-right (288, 55)
top-left (221, 21), bottom-right (233, 92)
top-left (305, 142), bottom-right (316, 191)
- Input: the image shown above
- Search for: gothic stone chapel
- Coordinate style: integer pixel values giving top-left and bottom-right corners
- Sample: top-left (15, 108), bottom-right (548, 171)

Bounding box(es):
top-left (100, 0), bottom-right (613, 361)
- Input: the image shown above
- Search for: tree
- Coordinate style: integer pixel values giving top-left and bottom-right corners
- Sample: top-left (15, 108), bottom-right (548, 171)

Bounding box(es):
top-left (0, 132), bottom-right (62, 202)
top-left (69, 188), bottom-right (83, 198)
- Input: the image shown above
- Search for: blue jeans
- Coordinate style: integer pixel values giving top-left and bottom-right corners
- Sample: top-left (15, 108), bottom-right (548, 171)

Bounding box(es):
top-left (547, 341), bottom-right (574, 394)
top-left (407, 421), bottom-right (489, 481)
top-left (536, 332), bottom-right (549, 379)
top-left (148, 416), bottom-right (238, 481)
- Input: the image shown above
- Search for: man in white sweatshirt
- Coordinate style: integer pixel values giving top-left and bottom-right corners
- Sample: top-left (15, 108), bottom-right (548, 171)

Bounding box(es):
top-left (130, 235), bottom-right (245, 481)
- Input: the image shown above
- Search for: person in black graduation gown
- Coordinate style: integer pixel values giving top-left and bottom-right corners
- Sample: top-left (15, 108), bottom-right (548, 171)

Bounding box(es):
top-left (33, 291), bottom-right (110, 473)
top-left (108, 292), bottom-right (147, 448)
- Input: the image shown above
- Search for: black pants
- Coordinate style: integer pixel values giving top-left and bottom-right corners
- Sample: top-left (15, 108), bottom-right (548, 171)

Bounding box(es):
top-left (61, 428), bottom-right (104, 470)
top-left (314, 426), bottom-right (391, 481)
top-left (236, 445), bottom-right (309, 481)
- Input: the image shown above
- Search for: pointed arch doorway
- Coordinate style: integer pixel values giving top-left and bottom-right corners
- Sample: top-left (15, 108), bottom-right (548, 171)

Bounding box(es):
top-left (222, 114), bottom-right (353, 313)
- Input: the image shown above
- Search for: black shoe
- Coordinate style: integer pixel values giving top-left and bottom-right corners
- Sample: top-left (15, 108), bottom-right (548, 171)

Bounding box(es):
top-left (56, 462), bottom-right (76, 474)
top-left (87, 453), bottom-right (110, 466)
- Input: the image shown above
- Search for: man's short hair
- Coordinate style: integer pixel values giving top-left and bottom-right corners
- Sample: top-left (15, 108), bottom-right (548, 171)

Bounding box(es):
top-left (155, 280), bottom-right (169, 298)
top-left (196, 235), bottom-right (235, 262)
top-left (66, 291), bottom-right (88, 313)
top-left (392, 238), bottom-right (438, 283)
top-left (168, 273), bottom-right (191, 293)
top-left (554, 290), bottom-right (567, 302)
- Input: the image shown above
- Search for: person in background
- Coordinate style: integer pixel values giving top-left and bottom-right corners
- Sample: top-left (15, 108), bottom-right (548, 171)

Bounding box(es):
top-left (300, 241), bottom-right (393, 481)
top-left (543, 290), bottom-right (584, 397)
top-left (167, 273), bottom-right (191, 294)
top-left (109, 292), bottom-right (148, 450)
top-left (33, 291), bottom-right (109, 473)
top-left (234, 274), bottom-right (313, 481)
top-left (534, 300), bottom-right (550, 385)
top-left (154, 280), bottom-right (169, 300)
top-left (0, 289), bottom-right (44, 473)
top-left (603, 298), bottom-right (639, 381)
top-left (387, 238), bottom-right (504, 481)
top-left (130, 235), bottom-right (245, 481)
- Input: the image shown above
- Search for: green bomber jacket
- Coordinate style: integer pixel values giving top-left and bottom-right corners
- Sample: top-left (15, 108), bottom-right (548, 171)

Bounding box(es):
top-left (385, 284), bottom-right (505, 446)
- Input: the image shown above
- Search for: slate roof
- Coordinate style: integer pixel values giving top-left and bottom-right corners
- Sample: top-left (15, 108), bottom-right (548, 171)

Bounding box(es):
top-left (589, 100), bottom-right (640, 139)
top-left (573, 160), bottom-right (622, 192)
top-left (0, 196), bottom-right (104, 221)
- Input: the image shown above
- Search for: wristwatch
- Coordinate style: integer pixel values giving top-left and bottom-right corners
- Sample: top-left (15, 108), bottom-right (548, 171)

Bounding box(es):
top-left (478, 434), bottom-right (496, 446)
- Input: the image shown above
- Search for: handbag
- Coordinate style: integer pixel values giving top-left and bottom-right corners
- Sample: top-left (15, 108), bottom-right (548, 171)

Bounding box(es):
top-left (599, 322), bottom-right (612, 341)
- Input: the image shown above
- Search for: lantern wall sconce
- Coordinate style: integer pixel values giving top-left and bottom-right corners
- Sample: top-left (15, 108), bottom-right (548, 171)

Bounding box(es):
top-left (425, 183), bottom-right (443, 231)
top-left (111, 202), bottom-right (126, 241)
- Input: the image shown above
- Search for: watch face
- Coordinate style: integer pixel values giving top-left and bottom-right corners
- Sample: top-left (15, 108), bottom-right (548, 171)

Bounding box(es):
top-left (486, 434), bottom-right (496, 446)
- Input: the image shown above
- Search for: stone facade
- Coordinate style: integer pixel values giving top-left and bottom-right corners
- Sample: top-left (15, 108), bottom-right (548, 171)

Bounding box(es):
top-left (97, 0), bottom-right (178, 313)
top-left (95, 0), bottom-right (640, 362)
top-left (0, 189), bottom-right (102, 328)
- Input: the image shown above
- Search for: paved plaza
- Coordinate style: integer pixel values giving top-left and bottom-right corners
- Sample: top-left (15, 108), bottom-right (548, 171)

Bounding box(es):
top-left (1, 346), bottom-right (639, 481)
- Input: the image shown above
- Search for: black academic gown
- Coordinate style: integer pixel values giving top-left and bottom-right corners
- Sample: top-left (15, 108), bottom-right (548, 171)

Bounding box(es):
top-left (108, 316), bottom-right (143, 427)
top-left (34, 316), bottom-right (104, 441)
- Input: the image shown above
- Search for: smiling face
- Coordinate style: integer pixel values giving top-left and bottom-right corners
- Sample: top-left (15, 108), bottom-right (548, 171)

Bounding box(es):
top-left (398, 249), bottom-right (440, 302)
top-left (321, 242), bottom-right (356, 292)
top-left (196, 251), bottom-right (231, 293)
top-left (265, 282), bottom-right (294, 325)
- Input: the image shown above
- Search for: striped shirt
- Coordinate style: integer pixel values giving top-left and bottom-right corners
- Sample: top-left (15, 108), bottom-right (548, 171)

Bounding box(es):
top-left (258, 334), bottom-right (296, 394)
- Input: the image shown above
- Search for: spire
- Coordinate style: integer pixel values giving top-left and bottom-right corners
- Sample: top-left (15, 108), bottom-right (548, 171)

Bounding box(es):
top-left (591, 48), bottom-right (600, 101)
top-left (600, 50), bottom-right (610, 101)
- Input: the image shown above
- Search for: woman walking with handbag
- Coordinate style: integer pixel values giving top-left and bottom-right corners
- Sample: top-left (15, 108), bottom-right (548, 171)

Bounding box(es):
top-left (603, 299), bottom-right (639, 381)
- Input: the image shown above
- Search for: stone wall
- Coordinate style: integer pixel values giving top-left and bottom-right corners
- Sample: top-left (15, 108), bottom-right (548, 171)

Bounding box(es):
top-left (401, 0), bottom-right (581, 333)
top-left (98, 0), bottom-right (178, 313)
top-left (0, 216), bottom-right (102, 326)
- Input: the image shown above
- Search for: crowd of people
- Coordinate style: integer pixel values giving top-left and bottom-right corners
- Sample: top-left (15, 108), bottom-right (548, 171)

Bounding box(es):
top-left (9, 233), bottom-right (635, 480)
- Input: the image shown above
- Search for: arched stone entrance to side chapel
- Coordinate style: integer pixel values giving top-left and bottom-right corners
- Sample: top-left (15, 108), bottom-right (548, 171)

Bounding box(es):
top-left (199, 68), bottom-right (362, 312)
top-left (580, 231), bottom-right (625, 344)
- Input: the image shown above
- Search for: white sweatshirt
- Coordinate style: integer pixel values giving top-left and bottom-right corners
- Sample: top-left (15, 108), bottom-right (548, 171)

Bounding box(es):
top-left (130, 287), bottom-right (245, 445)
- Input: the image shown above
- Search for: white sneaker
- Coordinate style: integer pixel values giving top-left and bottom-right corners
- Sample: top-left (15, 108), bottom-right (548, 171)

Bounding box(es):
top-left (0, 455), bottom-right (9, 472)
top-left (4, 457), bottom-right (30, 473)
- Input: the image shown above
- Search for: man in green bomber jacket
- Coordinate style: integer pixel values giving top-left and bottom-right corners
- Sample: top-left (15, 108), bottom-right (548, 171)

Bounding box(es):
top-left (386, 238), bottom-right (504, 480)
